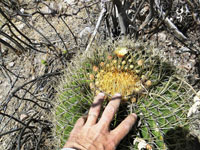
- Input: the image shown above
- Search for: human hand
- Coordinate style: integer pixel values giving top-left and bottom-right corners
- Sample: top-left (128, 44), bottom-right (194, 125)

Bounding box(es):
top-left (63, 93), bottom-right (137, 150)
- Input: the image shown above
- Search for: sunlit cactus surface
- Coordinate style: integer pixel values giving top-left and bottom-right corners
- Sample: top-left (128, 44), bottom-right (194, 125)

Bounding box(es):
top-left (54, 38), bottom-right (194, 149)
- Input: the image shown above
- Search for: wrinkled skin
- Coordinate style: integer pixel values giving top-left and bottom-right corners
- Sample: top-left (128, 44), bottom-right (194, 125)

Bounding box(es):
top-left (64, 93), bottom-right (137, 150)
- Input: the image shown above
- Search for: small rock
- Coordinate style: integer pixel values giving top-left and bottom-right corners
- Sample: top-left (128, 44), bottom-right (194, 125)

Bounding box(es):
top-left (194, 95), bottom-right (200, 103)
top-left (8, 62), bottom-right (15, 67)
top-left (41, 6), bottom-right (52, 14)
top-left (1, 48), bottom-right (5, 53)
top-left (79, 27), bottom-right (92, 38)
top-left (0, 80), bottom-right (2, 84)
top-left (187, 102), bottom-right (200, 117)
top-left (20, 113), bottom-right (29, 121)
top-left (20, 8), bottom-right (24, 13)
top-left (197, 91), bottom-right (200, 97)
top-left (158, 32), bottom-right (167, 41)
top-left (17, 24), bottom-right (25, 30)
top-left (64, 0), bottom-right (76, 5)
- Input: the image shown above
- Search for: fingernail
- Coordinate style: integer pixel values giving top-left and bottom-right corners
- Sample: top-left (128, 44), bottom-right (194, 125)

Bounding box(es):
top-left (131, 113), bottom-right (137, 119)
top-left (98, 92), bottom-right (105, 97)
top-left (114, 93), bottom-right (121, 97)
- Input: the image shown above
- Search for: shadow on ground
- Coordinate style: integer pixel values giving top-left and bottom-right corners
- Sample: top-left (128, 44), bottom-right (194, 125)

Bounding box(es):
top-left (164, 127), bottom-right (200, 150)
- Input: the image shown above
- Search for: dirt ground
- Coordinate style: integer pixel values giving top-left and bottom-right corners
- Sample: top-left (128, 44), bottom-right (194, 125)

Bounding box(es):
top-left (0, 0), bottom-right (200, 149)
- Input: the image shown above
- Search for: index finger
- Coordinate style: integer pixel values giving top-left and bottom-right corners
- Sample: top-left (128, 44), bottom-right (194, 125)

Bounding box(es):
top-left (85, 93), bottom-right (105, 126)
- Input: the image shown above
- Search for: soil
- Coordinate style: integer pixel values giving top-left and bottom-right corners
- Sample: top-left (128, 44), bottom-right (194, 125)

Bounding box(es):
top-left (0, 0), bottom-right (200, 149)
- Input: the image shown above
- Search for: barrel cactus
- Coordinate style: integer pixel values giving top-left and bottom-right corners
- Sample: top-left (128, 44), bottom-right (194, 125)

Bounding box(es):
top-left (54, 38), bottom-right (195, 149)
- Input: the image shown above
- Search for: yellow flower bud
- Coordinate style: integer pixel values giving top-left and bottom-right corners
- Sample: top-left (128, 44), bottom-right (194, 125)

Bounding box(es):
top-left (118, 65), bottom-right (121, 69)
top-left (93, 66), bottom-right (98, 72)
top-left (135, 69), bottom-right (140, 73)
top-left (107, 55), bottom-right (112, 60)
top-left (89, 83), bottom-right (95, 89)
top-left (100, 62), bottom-right (104, 67)
top-left (130, 65), bottom-right (134, 69)
top-left (131, 97), bottom-right (137, 103)
top-left (112, 60), bottom-right (117, 64)
top-left (106, 64), bottom-right (110, 68)
top-left (145, 80), bottom-right (152, 86)
top-left (95, 81), bottom-right (99, 86)
top-left (141, 75), bottom-right (147, 81)
top-left (114, 47), bottom-right (128, 58)
top-left (89, 74), bottom-right (94, 80)
top-left (122, 61), bottom-right (126, 65)
top-left (137, 59), bottom-right (144, 66)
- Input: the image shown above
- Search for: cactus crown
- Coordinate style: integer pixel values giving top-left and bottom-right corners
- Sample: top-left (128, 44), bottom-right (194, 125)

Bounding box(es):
top-left (89, 46), bottom-right (153, 101)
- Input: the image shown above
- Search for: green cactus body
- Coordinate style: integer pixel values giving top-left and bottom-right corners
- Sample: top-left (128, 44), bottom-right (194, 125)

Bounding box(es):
top-left (54, 39), bottom-right (194, 149)
top-left (136, 75), bottom-right (192, 149)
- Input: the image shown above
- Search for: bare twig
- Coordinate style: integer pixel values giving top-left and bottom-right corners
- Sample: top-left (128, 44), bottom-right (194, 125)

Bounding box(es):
top-left (113, 0), bottom-right (130, 35)
top-left (132, 0), bottom-right (145, 24)
top-left (41, 14), bottom-right (67, 52)
top-left (154, 0), bottom-right (188, 41)
top-left (0, 8), bottom-right (33, 44)
top-left (60, 16), bottom-right (78, 45)
top-left (0, 30), bottom-right (26, 53)
top-left (85, 3), bottom-right (106, 52)
top-left (0, 39), bottom-right (22, 56)
top-left (139, 0), bottom-right (154, 30)
top-left (0, 127), bottom-right (23, 137)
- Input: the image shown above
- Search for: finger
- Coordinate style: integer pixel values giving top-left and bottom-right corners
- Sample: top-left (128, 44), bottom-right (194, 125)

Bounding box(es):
top-left (98, 93), bottom-right (121, 129)
top-left (111, 113), bottom-right (137, 144)
top-left (70, 116), bottom-right (86, 136)
top-left (85, 93), bottom-right (105, 126)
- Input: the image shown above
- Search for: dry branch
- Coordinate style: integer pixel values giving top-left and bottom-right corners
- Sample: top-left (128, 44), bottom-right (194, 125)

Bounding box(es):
top-left (154, 0), bottom-right (187, 41)
top-left (85, 2), bottom-right (106, 52)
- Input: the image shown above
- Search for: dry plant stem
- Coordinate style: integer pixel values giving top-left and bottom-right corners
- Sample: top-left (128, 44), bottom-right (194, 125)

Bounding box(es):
top-left (0, 30), bottom-right (25, 53)
top-left (105, 3), bottom-right (114, 38)
top-left (0, 112), bottom-right (27, 127)
top-left (3, 71), bottom-right (61, 111)
top-left (85, 4), bottom-right (106, 52)
top-left (185, 0), bottom-right (200, 24)
top-left (0, 39), bottom-right (22, 56)
top-left (0, 8), bottom-right (33, 44)
top-left (0, 127), bottom-right (23, 137)
top-left (17, 118), bottom-right (39, 150)
top-left (41, 15), bottom-right (67, 52)
top-left (21, 12), bottom-right (56, 49)
top-left (132, 0), bottom-right (145, 24)
top-left (5, 23), bottom-right (46, 53)
top-left (154, 0), bottom-right (187, 41)
top-left (139, 0), bottom-right (154, 30)
top-left (60, 16), bottom-right (78, 45)
top-left (113, 0), bottom-right (130, 35)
